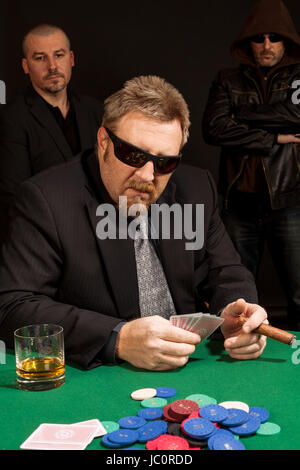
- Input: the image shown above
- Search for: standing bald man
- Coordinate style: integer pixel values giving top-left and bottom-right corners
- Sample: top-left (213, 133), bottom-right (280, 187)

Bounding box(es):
top-left (0, 24), bottom-right (103, 246)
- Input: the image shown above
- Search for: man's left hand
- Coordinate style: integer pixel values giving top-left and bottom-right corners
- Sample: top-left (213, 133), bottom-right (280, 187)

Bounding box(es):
top-left (220, 298), bottom-right (268, 360)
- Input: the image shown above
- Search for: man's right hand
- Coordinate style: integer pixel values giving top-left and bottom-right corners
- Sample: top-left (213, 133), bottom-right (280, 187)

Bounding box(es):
top-left (277, 134), bottom-right (300, 144)
top-left (116, 316), bottom-right (201, 371)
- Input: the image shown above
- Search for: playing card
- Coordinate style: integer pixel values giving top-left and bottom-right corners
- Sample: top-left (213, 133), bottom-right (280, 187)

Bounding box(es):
top-left (72, 419), bottom-right (107, 437)
top-left (20, 422), bottom-right (100, 450)
top-left (170, 313), bottom-right (224, 340)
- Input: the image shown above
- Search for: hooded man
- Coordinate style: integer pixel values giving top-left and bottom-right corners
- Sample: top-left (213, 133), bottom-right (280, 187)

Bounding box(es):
top-left (202, 0), bottom-right (300, 331)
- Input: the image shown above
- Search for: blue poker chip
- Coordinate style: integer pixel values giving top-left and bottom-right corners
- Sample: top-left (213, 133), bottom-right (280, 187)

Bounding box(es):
top-left (123, 447), bottom-right (146, 450)
top-left (138, 420), bottom-right (168, 443)
top-left (155, 387), bottom-right (177, 398)
top-left (212, 435), bottom-right (245, 451)
top-left (118, 416), bottom-right (147, 429)
top-left (108, 429), bottom-right (139, 445)
top-left (138, 407), bottom-right (163, 420)
top-left (221, 409), bottom-right (249, 427)
top-left (102, 434), bottom-right (124, 448)
top-left (229, 415), bottom-right (261, 436)
top-left (249, 407), bottom-right (270, 423)
top-left (183, 418), bottom-right (216, 440)
top-left (207, 429), bottom-right (237, 450)
top-left (199, 404), bottom-right (229, 423)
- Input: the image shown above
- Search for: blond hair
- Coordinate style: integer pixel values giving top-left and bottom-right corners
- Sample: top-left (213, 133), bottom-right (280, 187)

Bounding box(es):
top-left (102, 75), bottom-right (190, 148)
top-left (22, 24), bottom-right (71, 57)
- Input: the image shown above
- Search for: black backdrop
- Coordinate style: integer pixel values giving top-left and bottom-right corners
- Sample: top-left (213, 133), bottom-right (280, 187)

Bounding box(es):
top-left (1, 0), bottom-right (300, 311)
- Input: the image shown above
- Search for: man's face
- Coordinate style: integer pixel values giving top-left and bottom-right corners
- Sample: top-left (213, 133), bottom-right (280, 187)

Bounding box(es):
top-left (97, 112), bottom-right (183, 211)
top-left (251, 33), bottom-right (285, 67)
top-left (22, 31), bottom-right (74, 96)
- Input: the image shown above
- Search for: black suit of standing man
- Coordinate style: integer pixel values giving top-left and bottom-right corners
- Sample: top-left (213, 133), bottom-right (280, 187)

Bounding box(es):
top-left (0, 75), bottom-right (268, 371)
top-left (0, 24), bottom-right (103, 246)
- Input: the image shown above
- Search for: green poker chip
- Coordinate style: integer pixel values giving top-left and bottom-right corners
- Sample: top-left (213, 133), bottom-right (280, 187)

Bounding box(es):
top-left (185, 394), bottom-right (217, 407)
top-left (101, 421), bottom-right (120, 433)
top-left (141, 397), bottom-right (168, 408)
top-left (256, 422), bottom-right (281, 435)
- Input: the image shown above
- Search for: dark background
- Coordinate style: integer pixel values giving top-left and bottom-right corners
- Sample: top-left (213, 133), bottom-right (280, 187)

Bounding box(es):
top-left (1, 0), bottom-right (300, 323)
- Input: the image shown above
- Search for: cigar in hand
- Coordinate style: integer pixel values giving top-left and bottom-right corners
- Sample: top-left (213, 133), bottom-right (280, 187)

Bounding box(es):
top-left (238, 314), bottom-right (297, 345)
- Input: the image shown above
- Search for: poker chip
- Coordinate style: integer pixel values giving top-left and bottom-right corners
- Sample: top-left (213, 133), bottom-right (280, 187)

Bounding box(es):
top-left (102, 434), bottom-right (124, 448)
top-left (141, 397), bottom-right (168, 408)
top-left (156, 387), bottom-right (177, 398)
top-left (256, 422), bottom-right (281, 436)
top-left (163, 404), bottom-right (181, 422)
top-left (229, 415), bottom-right (261, 436)
top-left (181, 411), bottom-right (200, 430)
top-left (100, 388), bottom-right (281, 451)
top-left (118, 416), bottom-right (146, 429)
top-left (183, 418), bottom-right (217, 440)
top-left (169, 399), bottom-right (199, 421)
top-left (108, 429), bottom-right (139, 445)
top-left (219, 401), bottom-right (250, 413)
top-left (249, 407), bottom-right (270, 423)
top-left (207, 429), bottom-right (238, 450)
top-left (146, 436), bottom-right (162, 450)
top-left (156, 435), bottom-right (190, 450)
top-left (212, 435), bottom-right (246, 451)
top-left (199, 404), bottom-right (229, 423)
top-left (138, 408), bottom-right (163, 420)
top-left (131, 388), bottom-right (157, 401)
top-left (138, 420), bottom-right (168, 443)
top-left (221, 409), bottom-right (250, 427)
top-left (101, 421), bottom-right (120, 433)
top-left (185, 394), bottom-right (217, 407)
top-left (123, 447), bottom-right (145, 450)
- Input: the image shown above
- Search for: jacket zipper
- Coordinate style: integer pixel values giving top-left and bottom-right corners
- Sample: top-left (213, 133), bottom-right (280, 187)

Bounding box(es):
top-left (262, 71), bottom-right (281, 209)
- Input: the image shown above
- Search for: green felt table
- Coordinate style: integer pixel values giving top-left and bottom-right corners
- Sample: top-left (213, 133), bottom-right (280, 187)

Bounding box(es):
top-left (1, 334), bottom-right (300, 451)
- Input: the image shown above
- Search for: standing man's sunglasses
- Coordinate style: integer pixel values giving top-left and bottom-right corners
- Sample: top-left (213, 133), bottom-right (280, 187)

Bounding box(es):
top-left (251, 33), bottom-right (284, 44)
top-left (104, 127), bottom-right (182, 175)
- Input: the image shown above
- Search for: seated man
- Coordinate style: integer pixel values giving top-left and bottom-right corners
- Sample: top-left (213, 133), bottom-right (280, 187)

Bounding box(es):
top-left (0, 24), bottom-right (103, 246)
top-left (0, 75), bottom-right (267, 370)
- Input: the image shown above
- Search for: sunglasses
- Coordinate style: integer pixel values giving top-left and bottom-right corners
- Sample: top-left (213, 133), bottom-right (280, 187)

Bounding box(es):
top-left (251, 33), bottom-right (284, 44)
top-left (104, 127), bottom-right (182, 175)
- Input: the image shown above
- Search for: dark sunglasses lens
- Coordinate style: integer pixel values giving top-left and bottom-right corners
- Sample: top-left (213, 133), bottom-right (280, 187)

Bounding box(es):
top-left (251, 35), bottom-right (265, 43)
top-left (115, 142), bottom-right (147, 167)
top-left (269, 34), bottom-right (283, 43)
top-left (155, 157), bottom-right (180, 174)
top-left (251, 33), bottom-right (283, 43)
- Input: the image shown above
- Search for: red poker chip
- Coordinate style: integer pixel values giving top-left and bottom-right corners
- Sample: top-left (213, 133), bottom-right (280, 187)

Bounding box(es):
top-left (163, 404), bottom-right (181, 422)
top-left (169, 400), bottom-right (199, 421)
top-left (156, 435), bottom-right (190, 451)
top-left (146, 435), bottom-right (165, 450)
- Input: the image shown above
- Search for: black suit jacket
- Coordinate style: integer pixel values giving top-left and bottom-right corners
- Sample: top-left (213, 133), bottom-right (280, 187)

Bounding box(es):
top-left (0, 151), bottom-right (257, 369)
top-left (0, 87), bottom-right (103, 245)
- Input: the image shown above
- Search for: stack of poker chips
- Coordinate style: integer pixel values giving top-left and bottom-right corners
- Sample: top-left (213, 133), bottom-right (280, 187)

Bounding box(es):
top-left (100, 388), bottom-right (281, 450)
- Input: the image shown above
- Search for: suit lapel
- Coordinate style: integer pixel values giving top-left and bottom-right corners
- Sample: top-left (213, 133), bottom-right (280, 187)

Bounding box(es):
top-left (83, 152), bottom-right (140, 320)
top-left (26, 88), bottom-right (73, 161)
top-left (154, 181), bottom-right (196, 315)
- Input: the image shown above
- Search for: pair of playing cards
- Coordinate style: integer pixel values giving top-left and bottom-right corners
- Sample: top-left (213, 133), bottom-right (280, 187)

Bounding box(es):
top-left (20, 419), bottom-right (107, 450)
top-left (170, 312), bottom-right (224, 340)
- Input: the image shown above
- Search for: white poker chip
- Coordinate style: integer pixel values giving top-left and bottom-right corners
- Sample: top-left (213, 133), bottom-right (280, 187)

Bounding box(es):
top-left (218, 401), bottom-right (250, 413)
top-left (131, 388), bottom-right (157, 401)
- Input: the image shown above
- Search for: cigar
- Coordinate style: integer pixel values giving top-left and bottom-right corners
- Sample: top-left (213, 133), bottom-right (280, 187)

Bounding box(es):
top-left (238, 314), bottom-right (297, 345)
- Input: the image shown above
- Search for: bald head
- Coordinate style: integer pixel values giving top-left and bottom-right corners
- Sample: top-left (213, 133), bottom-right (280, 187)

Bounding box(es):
top-left (22, 24), bottom-right (71, 58)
